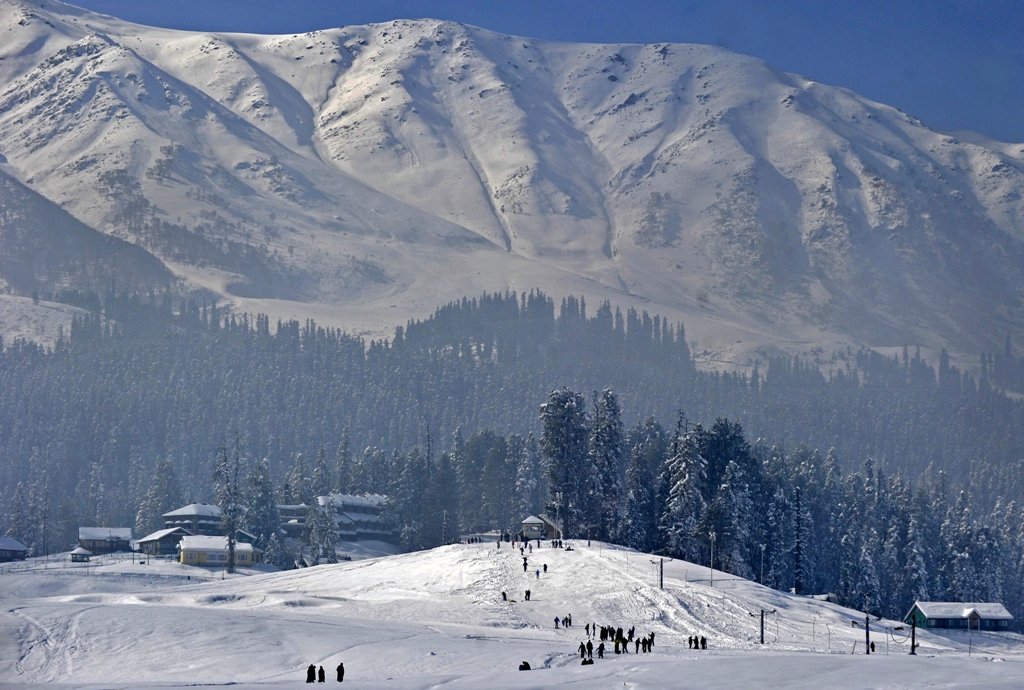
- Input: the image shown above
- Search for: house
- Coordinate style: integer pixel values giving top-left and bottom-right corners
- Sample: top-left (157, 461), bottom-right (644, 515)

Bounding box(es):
top-left (162, 503), bottom-right (222, 536)
top-left (0, 535), bottom-right (29, 561)
top-left (518, 514), bottom-right (562, 541)
top-left (178, 535), bottom-right (260, 567)
top-left (137, 527), bottom-right (191, 556)
top-left (70, 546), bottom-right (92, 563)
top-left (904, 601), bottom-right (1015, 631)
top-left (279, 493), bottom-right (397, 544)
top-left (78, 527), bottom-right (133, 554)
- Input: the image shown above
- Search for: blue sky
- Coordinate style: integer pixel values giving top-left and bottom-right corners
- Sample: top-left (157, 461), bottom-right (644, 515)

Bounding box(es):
top-left (71, 0), bottom-right (1024, 142)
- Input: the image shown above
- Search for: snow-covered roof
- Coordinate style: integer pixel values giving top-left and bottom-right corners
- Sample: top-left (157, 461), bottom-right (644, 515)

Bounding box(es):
top-left (0, 536), bottom-right (28, 551)
top-left (911, 601), bottom-right (1013, 620)
top-left (70, 546), bottom-right (92, 555)
top-left (320, 493), bottom-right (389, 509)
top-left (137, 527), bottom-right (190, 543)
top-left (179, 535), bottom-right (255, 553)
top-left (521, 515), bottom-right (544, 524)
top-left (162, 502), bottom-right (221, 518)
top-left (79, 527), bottom-right (132, 540)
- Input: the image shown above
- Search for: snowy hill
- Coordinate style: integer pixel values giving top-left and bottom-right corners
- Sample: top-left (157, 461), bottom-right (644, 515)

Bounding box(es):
top-left (1, 0), bottom-right (1023, 362)
top-left (2, 541), bottom-right (1023, 688)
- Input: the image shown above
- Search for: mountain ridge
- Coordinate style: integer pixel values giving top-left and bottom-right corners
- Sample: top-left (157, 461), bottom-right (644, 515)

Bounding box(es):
top-left (1, 0), bottom-right (1022, 363)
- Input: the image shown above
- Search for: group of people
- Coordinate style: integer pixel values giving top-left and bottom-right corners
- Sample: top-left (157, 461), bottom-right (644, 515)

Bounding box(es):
top-left (554, 613), bottom-right (573, 628)
top-left (688, 635), bottom-right (708, 650)
top-left (304, 663), bottom-right (344, 683)
top-left (573, 624), bottom-right (656, 662)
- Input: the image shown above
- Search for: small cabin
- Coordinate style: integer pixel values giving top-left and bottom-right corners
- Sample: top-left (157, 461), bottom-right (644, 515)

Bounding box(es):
top-left (905, 601), bottom-right (1014, 631)
top-left (0, 535), bottom-right (29, 561)
top-left (70, 547), bottom-right (92, 563)
top-left (519, 514), bottom-right (562, 541)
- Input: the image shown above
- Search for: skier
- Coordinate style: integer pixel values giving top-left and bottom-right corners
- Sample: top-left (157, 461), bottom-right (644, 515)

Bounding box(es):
top-left (306, 664), bottom-right (316, 683)
top-left (318, 665), bottom-right (325, 682)
top-left (336, 662), bottom-right (345, 682)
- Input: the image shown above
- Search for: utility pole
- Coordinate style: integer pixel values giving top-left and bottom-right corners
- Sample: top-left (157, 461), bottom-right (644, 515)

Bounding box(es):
top-left (709, 532), bottom-right (716, 588)
top-left (749, 609), bottom-right (776, 644)
top-left (865, 614), bottom-right (871, 655)
top-left (909, 617), bottom-right (917, 655)
top-left (660, 558), bottom-right (664, 590)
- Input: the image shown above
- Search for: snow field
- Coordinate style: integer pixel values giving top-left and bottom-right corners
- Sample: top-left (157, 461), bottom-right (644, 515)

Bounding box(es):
top-left (2, 541), bottom-right (1024, 688)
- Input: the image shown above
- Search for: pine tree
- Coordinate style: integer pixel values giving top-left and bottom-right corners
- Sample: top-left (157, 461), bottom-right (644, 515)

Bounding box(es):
top-left (622, 438), bottom-right (656, 552)
top-left (135, 457), bottom-right (182, 537)
top-left (587, 388), bottom-right (626, 541)
top-left (660, 424), bottom-right (707, 562)
top-left (541, 388), bottom-right (589, 539)
top-left (213, 441), bottom-right (243, 573)
top-left (245, 457), bottom-right (280, 550)
top-left (333, 432), bottom-right (352, 493)
top-left (263, 531), bottom-right (292, 570)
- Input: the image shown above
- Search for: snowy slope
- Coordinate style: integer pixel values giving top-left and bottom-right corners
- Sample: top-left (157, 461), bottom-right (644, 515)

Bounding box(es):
top-left (2, 541), bottom-right (1023, 689)
top-left (1, 1), bottom-right (1023, 362)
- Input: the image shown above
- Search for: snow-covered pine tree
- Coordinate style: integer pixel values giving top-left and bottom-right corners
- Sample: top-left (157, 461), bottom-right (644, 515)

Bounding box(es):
top-left (213, 442), bottom-right (243, 573)
top-left (263, 531), bottom-right (292, 570)
top-left (659, 423), bottom-right (707, 562)
top-left (622, 435), bottom-right (657, 552)
top-left (587, 388), bottom-right (625, 541)
top-left (540, 388), bottom-right (589, 540)
top-left (135, 457), bottom-right (182, 537)
top-left (245, 457), bottom-right (280, 550)
top-left (333, 431), bottom-right (351, 494)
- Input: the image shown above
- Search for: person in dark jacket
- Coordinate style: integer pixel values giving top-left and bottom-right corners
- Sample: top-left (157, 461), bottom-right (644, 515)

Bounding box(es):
top-left (336, 662), bottom-right (345, 682)
top-left (306, 664), bottom-right (316, 683)
top-left (578, 641), bottom-right (586, 658)
top-left (586, 639), bottom-right (593, 658)
top-left (597, 642), bottom-right (605, 659)
top-left (700, 636), bottom-right (707, 650)
top-left (318, 665), bottom-right (325, 682)
top-left (518, 661), bottom-right (531, 671)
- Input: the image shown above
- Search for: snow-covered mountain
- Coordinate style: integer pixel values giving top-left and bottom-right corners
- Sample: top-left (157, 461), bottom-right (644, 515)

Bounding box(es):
top-left (2, 0), bottom-right (1023, 360)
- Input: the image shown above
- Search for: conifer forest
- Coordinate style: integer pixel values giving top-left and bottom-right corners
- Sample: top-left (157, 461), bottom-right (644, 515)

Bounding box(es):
top-left (2, 289), bottom-right (1023, 623)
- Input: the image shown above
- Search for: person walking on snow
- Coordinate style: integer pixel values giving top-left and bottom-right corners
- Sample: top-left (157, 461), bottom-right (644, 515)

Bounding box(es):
top-left (318, 665), bottom-right (325, 682)
top-left (555, 617), bottom-right (560, 629)
top-left (578, 641), bottom-right (586, 659)
top-left (586, 639), bottom-right (593, 659)
top-left (597, 642), bottom-right (605, 659)
top-left (306, 664), bottom-right (316, 683)
top-left (536, 569), bottom-right (540, 579)
top-left (336, 662), bottom-right (345, 682)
